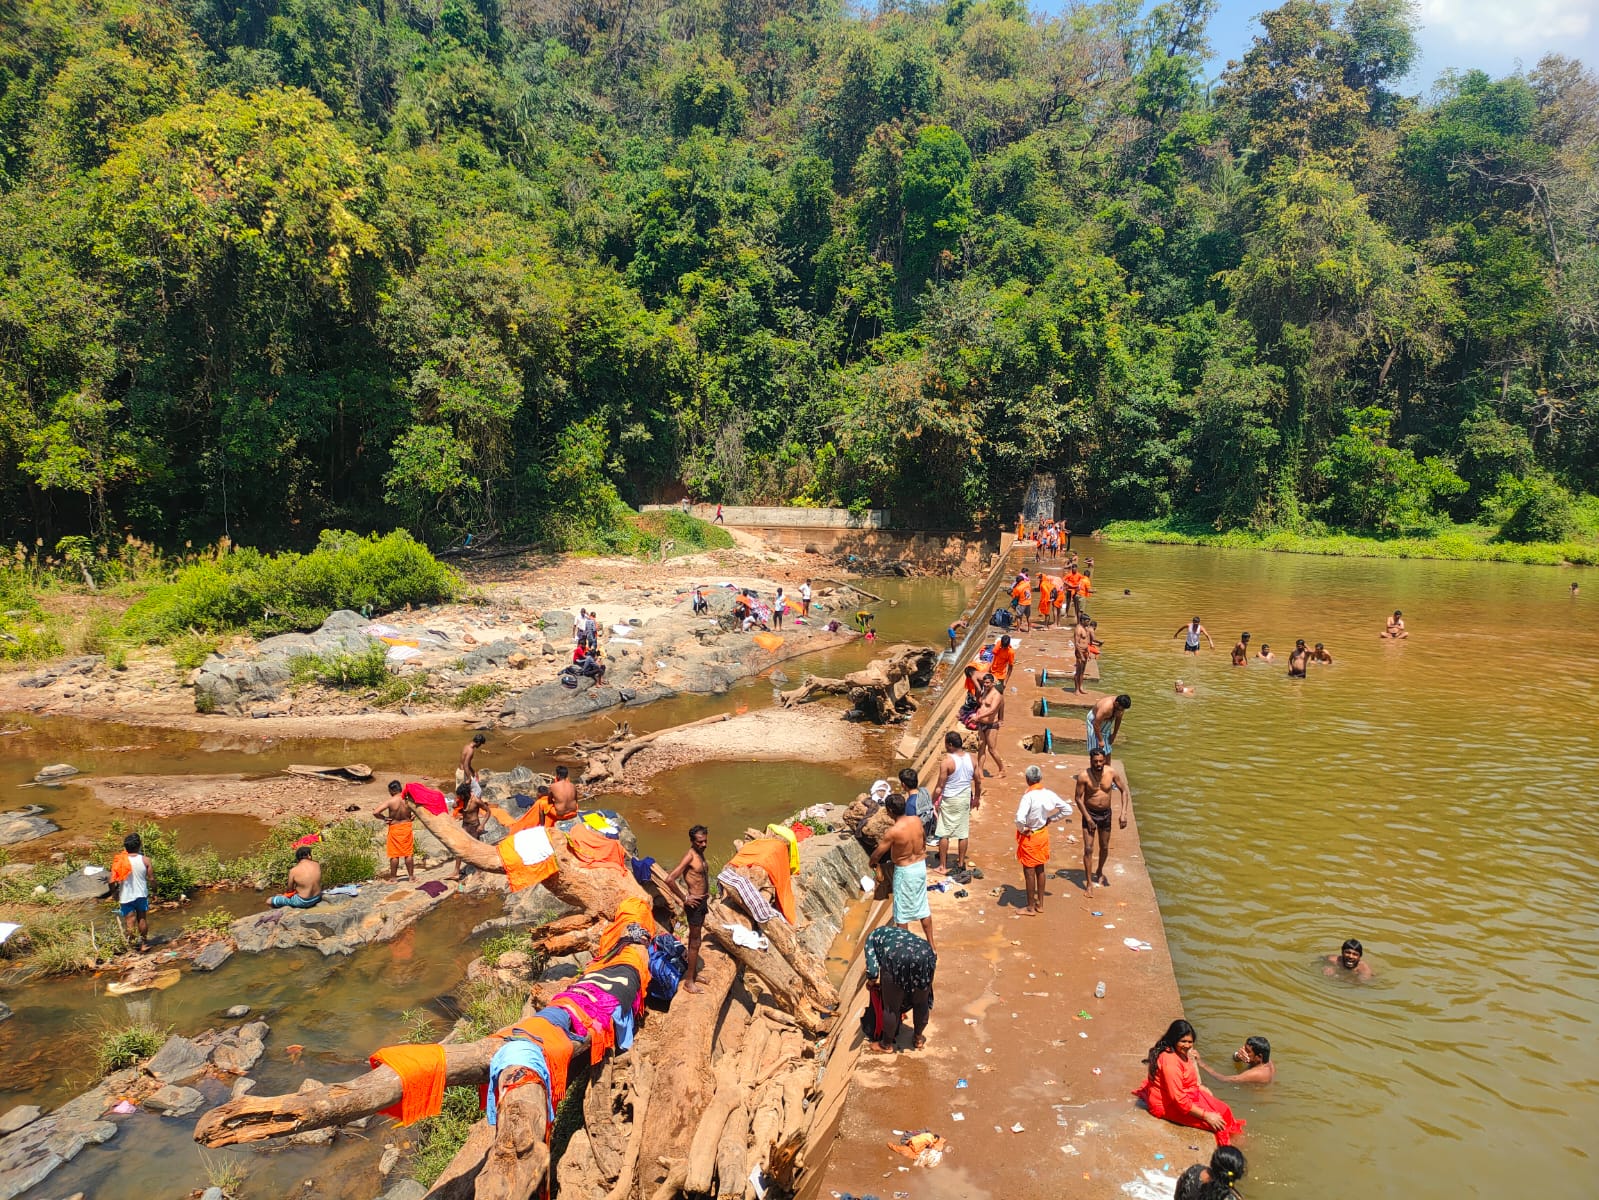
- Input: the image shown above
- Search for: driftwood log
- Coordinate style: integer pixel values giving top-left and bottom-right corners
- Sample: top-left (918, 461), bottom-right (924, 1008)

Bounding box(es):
top-left (555, 711), bottom-right (733, 786)
top-left (776, 644), bottom-right (939, 723)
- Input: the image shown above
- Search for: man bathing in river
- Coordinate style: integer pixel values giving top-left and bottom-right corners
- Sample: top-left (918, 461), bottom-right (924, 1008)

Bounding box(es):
top-left (1073, 616), bottom-right (1094, 694)
top-left (1015, 765), bottom-right (1072, 915)
top-left (1086, 692), bottom-right (1131, 756)
top-left (1175, 616), bottom-right (1215, 653)
top-left (872, 794), bottom-right (934, 949)
top-left (1231, 632), bottom-right (1250, 666)
top-left (1384, 610), bottom-right (1408, 638)
top-left (1073, 747), bottom-right (1131, 896)
top-left (931, 730), bottom-right (981, 876)
top-left (1325, 937), bottom-right (1375, 980)
top-left (456, 732), bottom-right (485, 789)
top-left (664, 824), bottom-right (710, 994)
top-left (1198, 1036), bottom-right (1276, 1086)
top-left (1311, 643), bottom-right (1333, 664)
top-left (271, 845), bottom-right (324, 908)
top-left (1288, 639), bottom-right (1310, 678)
top-left (377, 781), bottom-right (422, 880)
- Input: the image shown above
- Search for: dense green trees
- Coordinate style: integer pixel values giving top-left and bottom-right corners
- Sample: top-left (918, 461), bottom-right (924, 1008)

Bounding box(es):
top-left (0, 0), bottom-right (1594, 547)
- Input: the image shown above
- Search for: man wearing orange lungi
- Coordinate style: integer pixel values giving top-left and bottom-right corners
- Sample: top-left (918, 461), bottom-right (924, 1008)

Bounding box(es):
top-left (1014, 765), bottom-right (1072, 915)
top-left (376, 781), bottom-right (418, 881)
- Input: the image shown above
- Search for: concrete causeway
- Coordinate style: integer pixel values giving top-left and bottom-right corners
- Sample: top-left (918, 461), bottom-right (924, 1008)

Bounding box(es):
top-left (812, 547), bottom-right (1206, 1200)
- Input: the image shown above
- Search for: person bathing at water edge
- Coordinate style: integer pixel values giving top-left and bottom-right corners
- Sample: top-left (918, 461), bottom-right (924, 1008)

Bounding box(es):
top-left (1384, 610), bottom-right (1408, 638)
top-left (1133, 1019), bottom-right (1246, 1144)
top-left (1086, 692), bottom-right (1130, 756)
top-left (1326, 937), bottom-right (1375, 980)
top-left (1074, 747), bottom-right (1131, 896)
top-left (1175, 616), bottom-right (1214, 653)
top-left (270, 845), bottom-right (323, 908)
top-left (1014, 765), bottom-right (1072, 915)
top-left (1198, 1036), bottom-right (1275, 1086)
top-left (1175, 1146), bottom-right (1248, 1200)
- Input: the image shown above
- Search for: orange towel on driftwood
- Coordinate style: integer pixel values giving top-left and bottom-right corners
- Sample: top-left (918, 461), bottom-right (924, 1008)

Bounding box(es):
top-left (565, 823), bottom-right (628, 874)
top-left (508, 798), bottom-right (559, 834)
top-left (385, 820), bottom-right (414, 859)
top-left (370, 1043), bottom-right (447, 1125)
top-left (498, 1018), bottom-right (573, 1109)
top-left (1016, 828), bottom-right (1051, 868)
top-left (499, 826), bottom-right (558, 892)
top-left (728, 838), bottom-right (798, 924)
top-left (596, 897), bottom-right (657, 958)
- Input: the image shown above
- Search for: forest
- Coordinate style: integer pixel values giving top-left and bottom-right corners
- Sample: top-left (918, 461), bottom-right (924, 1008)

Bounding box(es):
top-left (1, 0), bottom-right (1596, 550)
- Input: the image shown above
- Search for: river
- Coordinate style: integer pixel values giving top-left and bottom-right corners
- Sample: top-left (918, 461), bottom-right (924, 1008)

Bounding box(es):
top-left (1077, 542), bottom-right (1596, 1199)
top-left (5, 551), bottom-right (1594, 1198)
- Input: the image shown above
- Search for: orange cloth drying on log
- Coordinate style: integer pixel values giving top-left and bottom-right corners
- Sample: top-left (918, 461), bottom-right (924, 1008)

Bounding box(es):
top-left (565, 823), bottom-right (628, 874)
top-left (1016, 828), bottom-right (1051, 868)
top-left (551, 995), bottom-right (615, 1066)
top-left (597, 897), bottom-right (657, 958)
top-left (369, 1043), bottom-right (447, 1125)
top-left (1133, 1050), bottom-right (1245, 1145)
top-left (508, 797), bottom-right (560, 834)
top-left (728, 838), bottom-right (798, 924)
top-left (110, 850), bottom-right (132, 883)
top-left (498, 1018), bottom-right (573, 1110)
top-left (499, 826), bottom-right (558, 891)
top-left (384, 820), bottom-right (414, 859)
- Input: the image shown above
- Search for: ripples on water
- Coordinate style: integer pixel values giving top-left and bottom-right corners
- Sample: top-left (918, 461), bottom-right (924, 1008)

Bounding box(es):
top-left (1079, 545), bottom-right (1598, 1197)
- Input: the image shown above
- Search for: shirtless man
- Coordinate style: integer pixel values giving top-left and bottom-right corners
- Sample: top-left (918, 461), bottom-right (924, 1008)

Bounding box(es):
top-left (1325, 937), bottom-right (1375, 980)
top-left (457, 732), bottom-right (485, 789)
top-left (871, 794), bottom-right (934, 948)
top-left (664, 824), bottom-right (710, 993)
top-left (271, 845), bottom-right (324, 908)
top-left (1198, 1036), bottom-right (1276, 1086)
top-left (1073, 747), bottom-right (1131, 896)
top-left (1310, 643), bottom-right (1333, 664)
top-left (1174, 616), bottom-right (1214, 652)
top-left (1086, 692), bottom-right (1130, 756)
top-left (374, 783), bottom-right (417, 881)
top-left (1256, 643), bottom-right (1275, 663)
top-left (1231, 632), bottom-right (1250, 666)
top-left (548, 764), bottom-right (578, 816)
top-left (1384, 610), bottom-right (1408, 639)
top-left (930, 730), bottom-right (981, 876)
top-left (1073, 617), bottom-right (1094, 694)
top-left (1287, 639), bottom-right (1310, 678)
top-left (972, 672), bottom-right (1005, 779)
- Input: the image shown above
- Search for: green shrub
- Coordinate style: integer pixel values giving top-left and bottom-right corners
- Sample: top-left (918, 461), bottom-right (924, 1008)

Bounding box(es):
top-left (184, 909), bottom-right (236, 936)
top-left (289, 644), bottom-right (391, 689)
top-left (96, 1019), bottom-right (170, 1074)
top-left (632, 511), bottom-right (736, 556)
top-left (120, 530), bottom-right (457, 642)
top-left (1491, 474), bottom-right (1580, 543)
top-left (452, 682), bottom-right (504, 708)
top-left (18, 911), bottom-right (128, 975)
top-left (478, 929), bottom-right (533, 965)
top-left (0, 614), bottom-right (62, 662)
top-left (375, 671), bottom-right (435, 707)
top-left (410, 1086), bottom-right (484, 1186)
top-left (455, 978), bottom-right (525, 1041)
top-left (169, 632), bottom-right (219, 670)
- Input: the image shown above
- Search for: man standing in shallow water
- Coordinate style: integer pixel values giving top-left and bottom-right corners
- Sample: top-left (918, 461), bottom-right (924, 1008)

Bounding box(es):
top-left (1325, 937), bottom-right (1374, 980)
top-left (1073, 747), bottom-right (1131, 897)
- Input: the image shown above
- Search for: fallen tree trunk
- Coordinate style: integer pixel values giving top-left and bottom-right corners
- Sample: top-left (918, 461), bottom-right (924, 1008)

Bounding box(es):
top-left (776, 644), bottom-right (938, 723)
top-left (557, 711), bottom-right (733, 786)
top-left (473, 1081), bottom-right (552, 1200)
top-left (814, 578), bottom-right (885, 603)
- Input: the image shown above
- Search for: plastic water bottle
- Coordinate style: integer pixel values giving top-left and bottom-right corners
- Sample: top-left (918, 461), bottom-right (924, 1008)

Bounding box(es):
top-left (1094, 981), bottom-right (1106, 999)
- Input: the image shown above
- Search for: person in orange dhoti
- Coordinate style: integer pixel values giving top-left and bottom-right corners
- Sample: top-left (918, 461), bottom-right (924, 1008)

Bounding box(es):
top-left (376, 781), bottom-right (417, 881)
top-left (1014, 765), bottom-right (1072, 915)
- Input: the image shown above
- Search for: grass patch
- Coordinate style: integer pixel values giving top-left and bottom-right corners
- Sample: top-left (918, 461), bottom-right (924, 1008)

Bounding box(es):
top-left (1099, 517), bottom-right (1599, 567)
top-left (478, 929), bottom-right (534, 966)
top-left (199, 1150), bottom-right (249, 1197)
top-left (375, 670), bottom-right (435, 708)
top-left (400, 1006), bottom-right (442, 1043)
top-left (631, 510), bottom-right (736, 556)
top-left (0, 857), bottom-right (75, 905)
top-left (119, 530), bottom-right (456, 643)
top-left (288, 644), bottom-right (391, 689)
top-left (410, 1085), bottom-right (484, 1186)
top-left (95, 1018), bottom-right (170, 1074)
top-left (8, 910), bottom-right (132, 975)
top-left (183, 909), bottom-right (237, 936)
top-left (227, 817), bottom-right (377, 891)
top-left (452, 682), bottom-right (504, 708)
top-left (454, 978), bottom-right (525, 1041)
top-left (169, 631), bottom-right (219, 671)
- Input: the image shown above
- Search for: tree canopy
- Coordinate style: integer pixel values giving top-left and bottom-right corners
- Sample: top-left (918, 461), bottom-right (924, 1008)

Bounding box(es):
top-left (1, 0), bottom-right (1594, 546)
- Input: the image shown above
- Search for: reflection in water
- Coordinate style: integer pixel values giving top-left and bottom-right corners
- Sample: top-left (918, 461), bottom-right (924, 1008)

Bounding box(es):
top-left (1073, 543), bottom-right (1597, 1199)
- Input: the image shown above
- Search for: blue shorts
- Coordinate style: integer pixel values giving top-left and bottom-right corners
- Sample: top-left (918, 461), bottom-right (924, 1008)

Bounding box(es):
top-left (119, 897), bottom-right (148, 917)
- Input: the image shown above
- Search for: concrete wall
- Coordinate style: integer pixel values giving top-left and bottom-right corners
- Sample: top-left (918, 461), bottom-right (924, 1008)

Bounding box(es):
top-left (746, 525), bottom-right (994, 573)
top-left (642, 503), bottom-right (888, 529)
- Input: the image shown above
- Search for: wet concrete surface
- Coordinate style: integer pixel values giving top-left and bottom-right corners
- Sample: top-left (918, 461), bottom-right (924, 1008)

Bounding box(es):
top-left (815, 558), bottom-right (1207, 1199)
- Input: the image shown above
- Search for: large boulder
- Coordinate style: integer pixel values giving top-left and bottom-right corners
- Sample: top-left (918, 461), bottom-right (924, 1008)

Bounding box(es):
top-left (230, 880), bottom-right (455, 956)
top-left (33, 764), bottom-right (80, 782)
top-left (192, 658), bottom-right (292, 716)
top-left (143, 1035), bottom-right (210, 1084)
top-left (461, 639), bottom-right (521, 675)
top-left (0, 806), bottom-right (58, 847)
top-left (50, 868), bottom-right (110, 903)
top-left (142, 1084), bottom-right (204, 1117)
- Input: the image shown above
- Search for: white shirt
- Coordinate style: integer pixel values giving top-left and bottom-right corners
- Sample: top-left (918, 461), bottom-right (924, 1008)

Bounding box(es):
top-left (944, 752), bottom-right (974, 795)
top-left (801, 584), bottom-right (811, 601)
top-left (118, 854), bottom-right (150, 903)
top-left (1015, 786), bottom-right (1071, 833)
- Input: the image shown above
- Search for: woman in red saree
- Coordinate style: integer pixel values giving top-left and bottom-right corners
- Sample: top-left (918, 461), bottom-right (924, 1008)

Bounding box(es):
top-left (1132, 1019), bottom-right (1244, 1145)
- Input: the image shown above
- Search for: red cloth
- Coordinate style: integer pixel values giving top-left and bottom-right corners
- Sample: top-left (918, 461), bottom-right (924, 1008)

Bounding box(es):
top-left (1133, 1050), bottom-right (1245, 1145)
top-left (402, 783), bottom-right (448, 815)
top-left (789, 821), bottom-right (814, 842)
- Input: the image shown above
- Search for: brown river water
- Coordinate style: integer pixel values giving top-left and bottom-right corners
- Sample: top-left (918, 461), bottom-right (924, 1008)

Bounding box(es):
top-left (5, 555), bottom-right (1596, 1198)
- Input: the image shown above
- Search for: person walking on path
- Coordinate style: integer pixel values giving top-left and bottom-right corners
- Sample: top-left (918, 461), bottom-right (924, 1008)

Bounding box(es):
top-left (664, 824), bottom-right (710, 994)
top-left (930, 730), bottom-right (981, 877)
top-left (973, 672), bottom-right (1006, 779)
top-left (1015, 765), bottom-right (1072, 915)
top-left (1086, 692), bottom-right (1130, 756)
top-left (110, 832), bottom-right (154, 952)
top-left (714, 503), bottom-right (724, 524)
top-left (862, 924), bottom-right (937, 1054)
top-left (800, 579), bottom-right (812, 618)
top-left (871, 794), bottom-right (934, 949)
top-left (1073, 747), bottom-right (1131, 896)
top-left (1175, 616), bottom-right (1214, 653)
top-left (1134, 1019), bottom-right (1245, 1144)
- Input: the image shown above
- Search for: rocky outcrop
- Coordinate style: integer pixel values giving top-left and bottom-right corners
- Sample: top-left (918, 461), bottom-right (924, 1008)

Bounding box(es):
top-left (791, 821), bottom-right (873, 961)
top-left (0, 1072), bottom-right (121, 1200)
top-left (50, 867), bottom-right (110, 902)
top-left (0, 805), bottom-right (58, 846)
top-left (230, 878), bottom-right (456, 957)
top-left (193, 609), bottom-right (376, 715)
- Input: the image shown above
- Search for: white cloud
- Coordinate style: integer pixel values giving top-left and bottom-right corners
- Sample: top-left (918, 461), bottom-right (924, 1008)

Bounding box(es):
top-left (1416, 0), bottom-right (1592, 51)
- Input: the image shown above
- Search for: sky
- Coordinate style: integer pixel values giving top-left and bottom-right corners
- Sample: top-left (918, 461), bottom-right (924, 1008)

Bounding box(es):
top-left (1201, 0), bottom-right (1598, 89)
